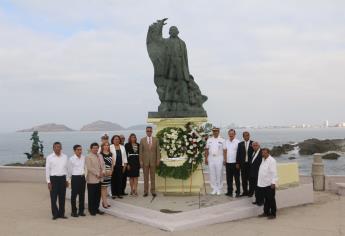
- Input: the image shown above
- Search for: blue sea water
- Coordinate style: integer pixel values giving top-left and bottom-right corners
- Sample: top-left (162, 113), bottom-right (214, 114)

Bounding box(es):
top-left (0, 128), bottom-right (345, 175)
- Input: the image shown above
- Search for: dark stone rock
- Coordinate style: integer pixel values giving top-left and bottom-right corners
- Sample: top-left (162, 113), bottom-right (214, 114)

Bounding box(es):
top-left (4, 162), bottom-right (25, 166)
top-left (322, 153), bottom-right (340, 160)
top-left (270, 144), bottom-right (295, 157)
top-left (298, 138), bottom-right (345, 155)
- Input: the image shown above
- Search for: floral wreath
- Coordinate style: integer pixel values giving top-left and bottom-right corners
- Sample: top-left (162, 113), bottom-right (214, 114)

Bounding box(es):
top-left (156, 122), bottom-right (212, 180)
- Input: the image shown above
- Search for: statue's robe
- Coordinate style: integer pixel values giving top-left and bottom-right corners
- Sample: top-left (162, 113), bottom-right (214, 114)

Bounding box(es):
top-left (163, 37), bottom-right (190, 106)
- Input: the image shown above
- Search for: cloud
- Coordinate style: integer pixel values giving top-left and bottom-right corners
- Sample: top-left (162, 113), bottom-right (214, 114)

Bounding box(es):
top-left (0, 0), bottom-right (345, 131)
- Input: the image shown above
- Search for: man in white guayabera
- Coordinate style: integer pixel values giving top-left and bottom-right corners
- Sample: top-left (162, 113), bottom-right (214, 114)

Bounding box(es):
top-left (205, 126), bottom-right (226, 195)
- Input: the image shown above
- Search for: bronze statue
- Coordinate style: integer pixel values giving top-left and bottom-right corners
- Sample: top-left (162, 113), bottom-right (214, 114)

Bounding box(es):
top-left (147, 18), bottom-right (207, 118)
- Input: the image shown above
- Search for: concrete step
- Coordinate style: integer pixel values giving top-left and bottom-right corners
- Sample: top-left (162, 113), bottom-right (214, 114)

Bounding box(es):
top-left (99, 184), bottom-right (313, 231)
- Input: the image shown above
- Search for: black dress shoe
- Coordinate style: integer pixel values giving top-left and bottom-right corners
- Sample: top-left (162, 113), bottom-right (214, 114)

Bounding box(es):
top-left (79, 212), bottom-right (86, 217)
top-left (225, 192), bottom-right (232, 196)
top-left (235, 193), bottom-right (240, 198)
top-left (122, 192), bottom-right (128, 196)
top-left (258, 213), bottom-right (268, 217)
top-left (52, 216), bottom-right (58, 220)
top-left (117, 195), bottom-right (123, 199)
top-left (143, 193), bottom-right (148, 197)
top-left (71, 212), bottom-right (79, 217)
top-left (111, 196), bottom-right (116, 199)
top-left (90, 212), bottom-right (96, 216)
top-left (96, 210), bottom-right (104, 215)
top-left (152, 193), bottom-right (157, 197)
top-left (268, 215), bottom-right (276, 219)
top-left (248, 194), bottom-right (253, 197)
top-left (252, 201), bottom-right (258, 205)
top-left (240, 193), bottom-right (248, 197)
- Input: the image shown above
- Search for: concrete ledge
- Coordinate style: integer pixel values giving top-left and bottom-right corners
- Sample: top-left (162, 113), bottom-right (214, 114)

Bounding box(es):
top-left (100, 183), bottom-right (313, 231)
top-left (0, 166), bottom-right (45, 183)
top-left (325, 176), bottom-right (345, 192)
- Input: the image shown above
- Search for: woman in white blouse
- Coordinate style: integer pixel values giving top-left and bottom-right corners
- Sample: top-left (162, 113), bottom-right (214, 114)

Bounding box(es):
top-left (110, 135), bottom-right (128, 199)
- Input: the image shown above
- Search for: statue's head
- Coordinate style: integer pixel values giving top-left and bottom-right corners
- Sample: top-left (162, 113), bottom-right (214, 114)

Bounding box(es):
top-left (169, 26), bottom-right (179, 38)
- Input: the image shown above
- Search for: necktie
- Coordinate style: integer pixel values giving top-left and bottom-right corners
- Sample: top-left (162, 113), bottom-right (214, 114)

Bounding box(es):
top-left (148, 137), bottom-right (152, 149)
top-left (245, 142), bottom-right (248, 162)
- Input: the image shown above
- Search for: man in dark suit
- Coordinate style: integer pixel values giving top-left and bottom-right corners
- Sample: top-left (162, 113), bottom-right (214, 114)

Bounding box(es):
top-left (249, 142), bottom-right (263, 205)
top-left (236, 131), bottom-right (254, 196)
top-left (120, 134), bottom-right (128, 195)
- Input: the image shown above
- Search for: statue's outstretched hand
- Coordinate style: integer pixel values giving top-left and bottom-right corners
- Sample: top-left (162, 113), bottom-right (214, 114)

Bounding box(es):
top-left (158, 18), bottom-right (168, 25)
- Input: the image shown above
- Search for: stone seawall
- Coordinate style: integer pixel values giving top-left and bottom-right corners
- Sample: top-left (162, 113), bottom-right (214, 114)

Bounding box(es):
top-left (1, 166), bottom-right (344, 193)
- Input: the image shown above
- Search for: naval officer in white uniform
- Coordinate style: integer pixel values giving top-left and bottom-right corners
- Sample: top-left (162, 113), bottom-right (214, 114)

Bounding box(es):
top-left (205, 126), bottom-right (226, 195)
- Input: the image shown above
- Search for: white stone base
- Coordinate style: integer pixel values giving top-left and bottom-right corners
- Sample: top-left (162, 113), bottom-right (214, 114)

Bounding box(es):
top-left (336, 183), bottom-right (345, 196)
top-left (70, 183), bottom-right (313, 231)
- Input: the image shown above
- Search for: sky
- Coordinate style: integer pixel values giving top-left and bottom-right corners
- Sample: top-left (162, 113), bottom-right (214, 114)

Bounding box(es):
top-left (0, 0), bottom-right (344, 132)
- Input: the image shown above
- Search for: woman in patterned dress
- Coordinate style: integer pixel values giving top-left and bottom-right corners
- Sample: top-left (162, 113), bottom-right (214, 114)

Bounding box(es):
top-left (100, 142), bottom-right (113, 208)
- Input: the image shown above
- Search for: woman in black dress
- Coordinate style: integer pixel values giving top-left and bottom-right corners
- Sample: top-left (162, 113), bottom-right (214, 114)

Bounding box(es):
top-left (125, 133), bottom-right (140, 196)
top-left (99, 142), bottom-right (113, 208)
top-left (110, 135), bottom-right (128, 199)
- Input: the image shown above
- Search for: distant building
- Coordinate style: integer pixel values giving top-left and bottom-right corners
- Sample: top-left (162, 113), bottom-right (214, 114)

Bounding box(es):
top-left (324, 120), bottom-right (329, 127)
top-left (336, 122), bottom-right (345, 127)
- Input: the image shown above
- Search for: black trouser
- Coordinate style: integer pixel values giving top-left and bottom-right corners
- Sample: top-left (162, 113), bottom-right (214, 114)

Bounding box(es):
top-left (87, 183), bottom-right (101, 214)
top-left (248, 176), bottom-right (257, 196)
top-left (262, 186), bottom-right (277, 216)
top-left (249, 176), bottom-right (264, 204)
top-left (225, 163), bottom-right (240, 194)
top-left (49, 175), bottom-right (66, 218)
top-left (71, 175), bottom-right (86, 214)
top-left (240, 162), bottom-right (250, 194)
top-left (111, 165), bottom-right (123, 196)
top-left (121, 170), bottom-right (128, 194)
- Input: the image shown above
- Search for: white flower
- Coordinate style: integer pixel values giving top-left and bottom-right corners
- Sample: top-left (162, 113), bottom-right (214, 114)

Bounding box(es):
top-left (189, 138), bottom-right (192, 141)
top-left (189, 145), bottom-right (193, 149)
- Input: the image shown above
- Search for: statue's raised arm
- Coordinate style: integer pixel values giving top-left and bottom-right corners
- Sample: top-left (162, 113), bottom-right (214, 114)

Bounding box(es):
top-left (146, 18), bottom-right (168, 76)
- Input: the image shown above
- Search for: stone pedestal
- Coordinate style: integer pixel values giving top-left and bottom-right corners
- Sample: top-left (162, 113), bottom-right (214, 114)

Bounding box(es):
top-left (156, 167), bottom-right (204, 194)
top-left (147, 116), bottom-right (208, 194)
top-left (147, 117), bottom-right (208, 135)
top-left (312, 153), bottom-right (325, 191)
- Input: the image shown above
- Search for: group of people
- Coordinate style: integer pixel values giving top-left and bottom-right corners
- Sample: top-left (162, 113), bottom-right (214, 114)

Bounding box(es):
top-left (45, 125), bottom-right (277, 221)
top-left (45, 126), bottom-right (160, 219)
top-left (205, 127), bottom-right (278, 219)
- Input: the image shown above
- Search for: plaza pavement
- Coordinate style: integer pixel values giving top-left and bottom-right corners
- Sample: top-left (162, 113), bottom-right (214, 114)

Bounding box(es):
top-left (0, 182), bottom-right (344, 236)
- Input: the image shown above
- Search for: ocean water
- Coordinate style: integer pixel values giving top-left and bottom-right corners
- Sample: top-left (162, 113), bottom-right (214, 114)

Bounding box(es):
top-left (0, 128), bottom-right (345, 175)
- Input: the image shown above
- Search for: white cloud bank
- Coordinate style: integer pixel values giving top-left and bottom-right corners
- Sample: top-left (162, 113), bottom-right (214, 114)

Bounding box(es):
top-left (0, 0), bottom-right (344, 131)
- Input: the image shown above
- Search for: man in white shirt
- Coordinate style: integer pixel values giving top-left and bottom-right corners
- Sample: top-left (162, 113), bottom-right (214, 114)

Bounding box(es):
top-left (68, 144), bottom-right (86, 217)
top-left (45, 142), bottom-right (68, 220)
top-left (257, 148), bottom-right (278, 219)
top-left (205, 127), bottom-right (226, 195)
top-left (224, 129), bottom-right (240, 197)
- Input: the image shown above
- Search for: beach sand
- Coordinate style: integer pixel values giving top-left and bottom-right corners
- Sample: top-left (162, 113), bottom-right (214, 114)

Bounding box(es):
top-left (0, 182), bottom-right (344, 236)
